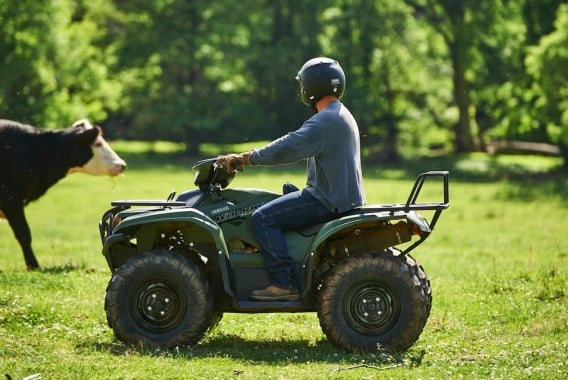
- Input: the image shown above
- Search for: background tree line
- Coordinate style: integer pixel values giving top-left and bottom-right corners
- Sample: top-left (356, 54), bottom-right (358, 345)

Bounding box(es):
top-left (1, 0), bottom-right (567, 167)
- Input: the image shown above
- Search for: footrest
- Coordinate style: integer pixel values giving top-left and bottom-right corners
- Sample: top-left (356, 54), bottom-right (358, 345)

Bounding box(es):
top-left (229, 252), bottom-right (265, 268)
top-left (236, 301), bottom-right (301, 312)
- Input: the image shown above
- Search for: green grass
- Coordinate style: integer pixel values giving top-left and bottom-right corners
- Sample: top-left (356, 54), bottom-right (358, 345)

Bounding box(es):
top-left (1, 152), bottom-right (567, 379)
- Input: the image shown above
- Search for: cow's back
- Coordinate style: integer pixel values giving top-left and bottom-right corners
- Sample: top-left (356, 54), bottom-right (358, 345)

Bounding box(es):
top-left (0, 120), bottom-right (62, 203)
top-left (0, 119), bottom-right (44, 158)
top-left (0, 119), bottom-right (39, 173)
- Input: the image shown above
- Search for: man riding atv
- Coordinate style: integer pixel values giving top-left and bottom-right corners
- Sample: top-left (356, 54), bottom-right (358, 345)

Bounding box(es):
top-left (99, 58), bottom-right (450, 353)
top-left (217, 57), bottom-right (366, 302)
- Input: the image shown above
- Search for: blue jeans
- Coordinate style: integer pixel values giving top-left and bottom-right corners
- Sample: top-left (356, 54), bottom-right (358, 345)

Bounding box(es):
top-left (251, 188), bottom-right (337, 290)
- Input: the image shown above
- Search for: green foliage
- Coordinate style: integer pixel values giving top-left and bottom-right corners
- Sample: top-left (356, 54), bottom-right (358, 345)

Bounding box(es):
top-left (0, 0), bottom-right (126, 127)
top-left (0, 0), bottom-right (56, 124)
top-left (526, 4), bottom-right (568, 152)
top-left (324, 0), bottom-right (453, 159)
top-left (1, 0), bottom-right (568, 167)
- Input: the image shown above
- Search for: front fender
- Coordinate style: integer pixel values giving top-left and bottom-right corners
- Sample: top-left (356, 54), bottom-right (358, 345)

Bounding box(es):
top-left (113, 207), bottom-right (217, 234)
top-left (118, 207), bottom-right (229, 253)
top-left (106, 207), bottom-right (229, 266)
top-left (104, 207), bottom-right (235, 297)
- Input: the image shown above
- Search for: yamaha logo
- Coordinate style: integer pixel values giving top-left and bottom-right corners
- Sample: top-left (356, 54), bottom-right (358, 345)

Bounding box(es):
top-left (213, 203), bottom-right (263, 223)
top-left (211, 206), bottom-right (230, 215)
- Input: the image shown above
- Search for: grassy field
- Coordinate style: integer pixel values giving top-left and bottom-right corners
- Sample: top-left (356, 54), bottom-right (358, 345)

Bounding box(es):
top-left (0, 151), bottom-right (566, 379)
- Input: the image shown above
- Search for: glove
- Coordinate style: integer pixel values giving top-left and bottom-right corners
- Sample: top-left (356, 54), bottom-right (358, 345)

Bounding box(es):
top-left (216, 152), bottom-right (252, 173)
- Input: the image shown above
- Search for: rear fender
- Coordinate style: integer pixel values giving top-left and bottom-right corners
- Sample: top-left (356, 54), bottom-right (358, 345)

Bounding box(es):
top-left (309, 210), bottom-right (421, 254)
top-left (296, 211), bottom-right (423, 298)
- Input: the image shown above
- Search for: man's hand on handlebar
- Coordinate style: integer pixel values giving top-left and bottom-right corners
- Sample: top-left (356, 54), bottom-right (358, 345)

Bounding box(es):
top-left (216, 152), bottom-right (252, 173)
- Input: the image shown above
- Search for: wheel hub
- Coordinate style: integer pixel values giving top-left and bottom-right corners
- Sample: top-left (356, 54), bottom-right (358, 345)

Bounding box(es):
top-left (135, 282), bottom-right (185, 332)
top-left (344, 281), bottom-right (400, 335)
top-left (142, 289), bottom-right (173, 321)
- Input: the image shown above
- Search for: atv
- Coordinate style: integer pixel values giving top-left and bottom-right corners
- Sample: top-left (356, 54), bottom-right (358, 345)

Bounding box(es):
top-left (99, 158), bottom-right (449, 353)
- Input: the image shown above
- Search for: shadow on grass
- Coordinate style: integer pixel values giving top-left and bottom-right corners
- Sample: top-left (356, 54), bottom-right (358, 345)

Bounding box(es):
top-left (78, 334), bottom-right (426, 368)
top-left (39, 263), bottom-right (86, 274)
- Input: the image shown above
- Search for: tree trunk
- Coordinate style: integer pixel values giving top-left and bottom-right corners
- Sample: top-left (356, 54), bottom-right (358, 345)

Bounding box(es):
top-left (450, 39), bottom-right (475, 152)
top-left (185, 129), bottom-right (200, 156)
top-left (382, 64), bottom-right (401, 163)
top-left (560, 143), bottom-right (568, 172)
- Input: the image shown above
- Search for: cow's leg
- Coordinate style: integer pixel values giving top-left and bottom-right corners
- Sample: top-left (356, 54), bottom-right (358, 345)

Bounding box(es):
top-left (2, 202), bottom-right (40, 270)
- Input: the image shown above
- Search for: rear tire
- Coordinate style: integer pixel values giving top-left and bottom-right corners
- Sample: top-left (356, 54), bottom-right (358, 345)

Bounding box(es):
top-left (317, 249), bottom-right (432, 353)
top-left (105, 249), bottom-right (213, 348)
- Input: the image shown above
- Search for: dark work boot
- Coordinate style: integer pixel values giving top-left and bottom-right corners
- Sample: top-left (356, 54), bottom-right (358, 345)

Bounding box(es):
top-left (250, 285), bottom-right (300, 301)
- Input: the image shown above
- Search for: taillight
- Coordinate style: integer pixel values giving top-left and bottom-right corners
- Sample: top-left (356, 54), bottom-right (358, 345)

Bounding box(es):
top-left (410, 223), bottom-right (421, 236)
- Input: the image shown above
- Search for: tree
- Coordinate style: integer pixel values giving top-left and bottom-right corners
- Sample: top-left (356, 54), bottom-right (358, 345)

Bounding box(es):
top-left (238, 0), bottom-right (324, 141)
top-left (0, 0), bottom-right (125, 128)
top-left (405, 0), bottom-right (478, 152)
top-left (322, 0), bottom-right (452, 161)
top-left (107, 0), bottom-right (313, 151)
top-left (466, 1), bottom-right (527, 149)
top-left (107, 1), bottom-right (221, 152)
top-left (0, 0), bottom-right (50, 125)
top-left (472, 0), bottom-right (568, 148)
top-left (526, 4), bottom-right (568, 168)
top-left (3, 0), bottom-right (566, 165)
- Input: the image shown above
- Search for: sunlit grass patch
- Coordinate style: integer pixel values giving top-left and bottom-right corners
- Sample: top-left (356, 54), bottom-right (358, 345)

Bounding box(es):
top-left (1, 151), bottom-right (567, 379)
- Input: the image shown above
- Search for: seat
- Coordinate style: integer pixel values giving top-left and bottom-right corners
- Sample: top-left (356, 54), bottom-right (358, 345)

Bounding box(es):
top-left (175, 189), bottom-right (208, 207)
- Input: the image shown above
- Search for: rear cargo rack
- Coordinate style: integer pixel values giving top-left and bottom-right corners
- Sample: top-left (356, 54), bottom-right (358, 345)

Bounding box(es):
top-left (343, 171), bottom-right (450, 255)
top-left (350, 171), bottom-right (449, 228)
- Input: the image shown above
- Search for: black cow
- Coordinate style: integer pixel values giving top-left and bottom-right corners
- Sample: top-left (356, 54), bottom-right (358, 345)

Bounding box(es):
top-left (0, 119), bottom-right (126, 269)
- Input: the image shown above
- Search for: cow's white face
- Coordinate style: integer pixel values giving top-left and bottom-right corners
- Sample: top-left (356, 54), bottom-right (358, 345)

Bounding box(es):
top-left (67, 120), bottom-right (126, 176)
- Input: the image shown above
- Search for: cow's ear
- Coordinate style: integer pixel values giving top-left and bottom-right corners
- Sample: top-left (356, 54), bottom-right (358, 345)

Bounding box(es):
top-left (74, 125), bottom-right (100, 145)
top-left (71, 119), bottom-right (93, 130)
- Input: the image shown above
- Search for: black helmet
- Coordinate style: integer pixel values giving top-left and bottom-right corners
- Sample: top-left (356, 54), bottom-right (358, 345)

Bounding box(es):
top-left (296, 57), bottom-right (345, 107)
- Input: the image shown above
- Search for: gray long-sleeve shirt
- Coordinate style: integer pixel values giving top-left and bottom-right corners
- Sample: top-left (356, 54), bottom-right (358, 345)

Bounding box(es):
top-left (249, 100), bottom-right (366, 213)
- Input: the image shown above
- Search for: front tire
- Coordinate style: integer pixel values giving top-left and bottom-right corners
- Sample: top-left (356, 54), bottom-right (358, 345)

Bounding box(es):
top-left (317, 250), bottom-right (432, 353)
top-left (105, 249), bottom-right (213, 348)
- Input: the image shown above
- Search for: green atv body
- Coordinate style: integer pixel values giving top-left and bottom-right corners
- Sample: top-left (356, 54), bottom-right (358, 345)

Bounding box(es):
top-left (99, 158), bottom-right (449, 353)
